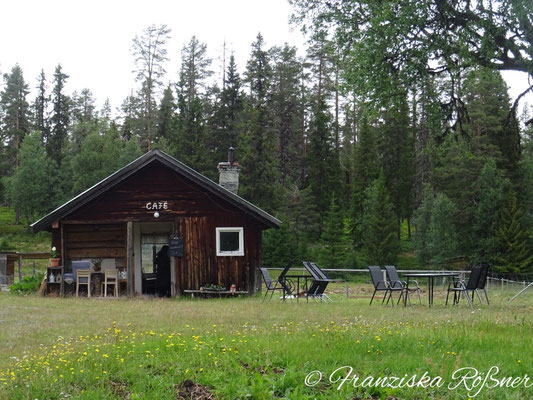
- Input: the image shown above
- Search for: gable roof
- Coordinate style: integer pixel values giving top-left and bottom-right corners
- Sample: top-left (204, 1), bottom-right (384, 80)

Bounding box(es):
top-left (31, 149), bottom-right (281, 232)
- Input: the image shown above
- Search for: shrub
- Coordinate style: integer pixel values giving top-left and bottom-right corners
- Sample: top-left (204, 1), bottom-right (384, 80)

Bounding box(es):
top-left (9, 273), bottom-right (44, 294)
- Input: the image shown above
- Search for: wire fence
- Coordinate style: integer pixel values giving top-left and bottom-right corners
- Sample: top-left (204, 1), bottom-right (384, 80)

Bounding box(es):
top-left (266, 267), bottom-right (533, 300)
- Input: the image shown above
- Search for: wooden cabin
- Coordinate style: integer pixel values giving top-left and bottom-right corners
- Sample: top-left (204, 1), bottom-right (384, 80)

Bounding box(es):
top-left (31, 150), bottom-right (280, 296)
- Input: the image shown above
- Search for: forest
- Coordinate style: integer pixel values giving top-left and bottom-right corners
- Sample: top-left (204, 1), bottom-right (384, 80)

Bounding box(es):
top-left (1, 1), bottom-right (533, 276)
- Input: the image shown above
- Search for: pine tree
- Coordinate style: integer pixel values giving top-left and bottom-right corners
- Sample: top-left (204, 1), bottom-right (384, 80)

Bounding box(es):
top-left (1, 64), bottom-right (30, 170)
top-left (361, 171), bottom-right (399, 265)
top-left (131, 24), bottom-right (171, 150)
top-left (493, 189), bottom-right (533, 274)
top-left (173, 36), bottom-right (213, 174)
top-left (239, 33), bottom-right (279, 210)
top-left (33, 69), bottom-right (50, 146)
top-left (48, 64), bottom-right (70, 167)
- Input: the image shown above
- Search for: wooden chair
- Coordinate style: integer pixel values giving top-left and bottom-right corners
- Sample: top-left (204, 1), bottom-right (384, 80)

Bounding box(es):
top-left (103, 269), bottom-right (118, 297)
top-left (76, 269), bottom-right (91, 298)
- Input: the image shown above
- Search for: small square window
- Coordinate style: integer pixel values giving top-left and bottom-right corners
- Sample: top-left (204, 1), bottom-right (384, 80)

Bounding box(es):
top-left (216, 227), bottom-right (244, 256)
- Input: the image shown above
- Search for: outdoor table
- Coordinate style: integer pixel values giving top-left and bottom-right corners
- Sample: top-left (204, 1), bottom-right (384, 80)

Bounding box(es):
top-left (284, 274), bottom-right (312, 302)
top-left (402, 272), bottom-right (460, 307)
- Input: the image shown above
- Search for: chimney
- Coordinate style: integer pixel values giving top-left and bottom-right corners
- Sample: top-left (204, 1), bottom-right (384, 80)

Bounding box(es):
top-left (218, 147), bottom-right (241, 195)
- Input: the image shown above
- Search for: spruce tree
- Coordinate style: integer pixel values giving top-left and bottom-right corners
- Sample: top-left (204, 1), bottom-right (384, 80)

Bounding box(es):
top-left (318, 195), bottom-right (347, 269)
top-left (471, 160), bottom-right (508, 264)
top-left (33, 69), bottom-right (50, 146)
top-left (173, 36), bottom-right (213, 174)
top-left (239, 33), bottom-right (279, 211)
top-left (48, 64), bottom-right (70, 167)
top-left (361, 171), bottom-right (399, 265)
top-left (413, 184), bottom-right (435, 265)
top-left (156, 85), bottom-right (176, 143)
top-left (493, 189), bottom-right (533, 274)
top-left (427, 194), bottom-right (459, 268)
top-left (1, 64), bottom-right (30, 170)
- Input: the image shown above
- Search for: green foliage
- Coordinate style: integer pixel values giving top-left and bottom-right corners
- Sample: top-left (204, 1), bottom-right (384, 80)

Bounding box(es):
top-left (9, 273), bottom-right (44, 294)
top-left (361, 171), bottom-right (399, 265)
top-left (262, 222), bottom-right (296, 269)
top-left (493, 189), bottom-right (533, 274)
top-left (290, 0), bottom-right (533, 132)
top-left (413, 184), bottom-right (434, 265)
top-left (71, 131), bottom-right (122, 193)
top-left (48, 64), bottom-right (70, 167)
top-left (317, 195), bottom-right (348, 269)
top-left (6, 132), bottom-right (58, 223)
top-left (471, 160), bottom-right (509, 264)
top-left (427, 194), bottom-right (459, 268)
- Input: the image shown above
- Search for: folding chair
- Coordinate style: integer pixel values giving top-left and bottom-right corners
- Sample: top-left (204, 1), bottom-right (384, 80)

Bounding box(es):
top-left (446, 265), bottom-right (483, 308)
top-left (259, 268), bottom-right (292, 301)
top-left (308, 262), bottom-right (335, 302)
top-left (368, 266), bottom-right (402, 306)
top-left (384, 265), bottom-right (421, 305)
top-left (476, 264), bottom-right (489, 305)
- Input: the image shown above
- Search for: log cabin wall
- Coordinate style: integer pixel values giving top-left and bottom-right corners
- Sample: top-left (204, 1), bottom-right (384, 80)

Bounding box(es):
top-left (174, 215), bottom-right (260, 294)
top-left (64, 224), bottom-right (126, 264)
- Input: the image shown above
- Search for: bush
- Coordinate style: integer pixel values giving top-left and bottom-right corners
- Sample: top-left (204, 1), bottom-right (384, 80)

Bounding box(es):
top-left (9, 273), bottom-right (44, 294)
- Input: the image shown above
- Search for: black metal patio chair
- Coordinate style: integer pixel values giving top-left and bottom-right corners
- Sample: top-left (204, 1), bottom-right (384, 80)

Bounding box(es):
top-left (384, 265), bottom-right (422, 306)
top-left (302, 261), bottom-right (334, 302)
top-left (259, 266), bottom-right (293, 301)
top-left (368, 265), bottom-right (403, 306)
top-left (446, 265), bottom-right (483, 308)
top-left (476, 264), bottom-right (490, 305)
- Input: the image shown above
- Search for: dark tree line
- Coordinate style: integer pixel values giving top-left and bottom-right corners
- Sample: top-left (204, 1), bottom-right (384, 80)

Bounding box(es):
top-left (1, 16), bottom-right (533, 275)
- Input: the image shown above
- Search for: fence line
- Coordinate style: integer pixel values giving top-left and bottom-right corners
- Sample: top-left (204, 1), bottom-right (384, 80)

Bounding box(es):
top-left (266, 268), bottom-right (532, 299)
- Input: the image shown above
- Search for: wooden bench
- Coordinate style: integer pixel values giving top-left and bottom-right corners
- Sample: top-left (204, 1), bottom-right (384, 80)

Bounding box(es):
top-left (183, 290), bottom-right (249, 298)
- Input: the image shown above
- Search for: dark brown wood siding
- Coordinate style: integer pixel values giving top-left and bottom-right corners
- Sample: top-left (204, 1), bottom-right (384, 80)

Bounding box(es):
top-left (65, 161), bottom-right (255, 223)
top-left (64, 224), bottom-right (126, 260)
top-left (173, 215), bottom-right (260, 294)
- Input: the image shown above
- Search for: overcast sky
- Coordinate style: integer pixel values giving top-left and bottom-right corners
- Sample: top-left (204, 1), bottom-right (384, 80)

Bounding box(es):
top-left (0, 0), bottom-right (530, 114)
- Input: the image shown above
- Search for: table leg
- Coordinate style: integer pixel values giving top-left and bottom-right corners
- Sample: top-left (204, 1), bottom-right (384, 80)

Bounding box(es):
top-left (404, 277), bottom-right (410, 307)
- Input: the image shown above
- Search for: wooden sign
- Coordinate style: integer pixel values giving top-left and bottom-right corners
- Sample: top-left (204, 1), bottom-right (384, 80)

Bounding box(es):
top-left (168, 237), bottom-right (184, 257)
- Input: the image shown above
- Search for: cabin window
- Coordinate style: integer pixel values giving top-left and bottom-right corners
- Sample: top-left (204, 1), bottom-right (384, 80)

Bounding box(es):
top-left (216, 227), bottom-right (244, 256)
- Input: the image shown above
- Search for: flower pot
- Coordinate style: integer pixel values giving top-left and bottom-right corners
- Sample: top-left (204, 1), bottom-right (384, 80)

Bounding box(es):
top-left (50, 258), bottom-right (60, 267)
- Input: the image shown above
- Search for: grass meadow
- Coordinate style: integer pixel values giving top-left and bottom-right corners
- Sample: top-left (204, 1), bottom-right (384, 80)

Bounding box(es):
top-left (0, 283), bottom-right (532, 399)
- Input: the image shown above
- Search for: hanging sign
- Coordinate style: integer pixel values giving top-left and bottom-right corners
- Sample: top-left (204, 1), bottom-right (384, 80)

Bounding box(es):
top-left (168, 236), bottom-right (184, 257)
top-left (145, 201), bottom-right (169, 210)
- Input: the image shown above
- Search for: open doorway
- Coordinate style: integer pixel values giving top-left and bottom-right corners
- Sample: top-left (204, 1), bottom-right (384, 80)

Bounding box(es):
top-left (134, 222), bottom-right (173, 296)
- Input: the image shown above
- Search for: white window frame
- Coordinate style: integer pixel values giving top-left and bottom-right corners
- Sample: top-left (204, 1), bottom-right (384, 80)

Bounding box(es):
top-left (216, 227), bottom-right (244, 256)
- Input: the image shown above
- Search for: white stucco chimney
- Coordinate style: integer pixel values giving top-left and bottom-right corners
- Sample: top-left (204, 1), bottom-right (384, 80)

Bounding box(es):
top-left (218, 147), bottom-right (241, 195)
